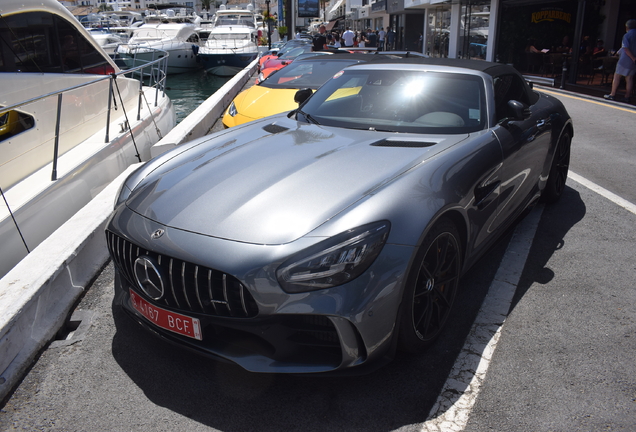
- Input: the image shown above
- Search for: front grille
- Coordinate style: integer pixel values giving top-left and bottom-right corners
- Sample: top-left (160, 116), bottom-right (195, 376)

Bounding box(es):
top-left (106, 231), bottom-right (259, 318)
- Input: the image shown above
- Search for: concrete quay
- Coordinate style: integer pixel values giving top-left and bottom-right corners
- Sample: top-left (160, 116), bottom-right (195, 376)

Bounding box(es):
top-left (0, 60), bottom-right (258, 402)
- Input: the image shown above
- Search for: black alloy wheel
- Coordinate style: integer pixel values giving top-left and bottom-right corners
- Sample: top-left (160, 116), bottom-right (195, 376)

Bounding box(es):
top-left (398, 218), bottom-right (462, 353)
top-left (542, 131), bottom-right (571, 203)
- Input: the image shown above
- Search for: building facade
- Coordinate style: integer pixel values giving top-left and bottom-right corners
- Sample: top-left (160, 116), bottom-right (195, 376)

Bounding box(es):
top-left (330, 0), bottom-right (633, 89)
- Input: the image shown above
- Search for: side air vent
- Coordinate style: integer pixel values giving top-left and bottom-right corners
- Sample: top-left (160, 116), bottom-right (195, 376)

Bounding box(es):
top-left (263, 124), bottom-right (289, 134)
top-left (371, 139), bottom-right (436, 148)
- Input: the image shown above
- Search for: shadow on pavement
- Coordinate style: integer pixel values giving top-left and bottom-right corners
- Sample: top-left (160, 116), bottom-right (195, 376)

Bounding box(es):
top-left (510, 186), bottom-right (586, 313)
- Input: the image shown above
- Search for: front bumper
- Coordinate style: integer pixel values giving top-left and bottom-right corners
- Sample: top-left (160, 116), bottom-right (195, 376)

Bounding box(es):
top-left (106, 209), bottom-right (414, 373)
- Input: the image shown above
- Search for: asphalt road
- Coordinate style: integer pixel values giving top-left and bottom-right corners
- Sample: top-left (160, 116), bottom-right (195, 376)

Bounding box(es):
top-left (0, 88), bottom-right (634, 431)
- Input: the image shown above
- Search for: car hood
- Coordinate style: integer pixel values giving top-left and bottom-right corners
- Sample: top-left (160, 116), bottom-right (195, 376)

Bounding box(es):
top-left (127, 119), bottom-right (468, 244)
top-left (234, 86), bottom-right (301, 120)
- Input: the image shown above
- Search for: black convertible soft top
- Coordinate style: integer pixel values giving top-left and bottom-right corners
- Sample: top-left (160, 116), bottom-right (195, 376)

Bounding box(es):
top-left (364, 55), bottom-right (519, 77)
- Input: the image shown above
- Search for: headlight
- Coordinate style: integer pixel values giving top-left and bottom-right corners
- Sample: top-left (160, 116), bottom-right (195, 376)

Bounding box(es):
top-left (228, 101), bottom-right (237, 117)
top-left (114, 182), bottom-right (132, 209)
top-left (277, 221), bottom-right (390, 293)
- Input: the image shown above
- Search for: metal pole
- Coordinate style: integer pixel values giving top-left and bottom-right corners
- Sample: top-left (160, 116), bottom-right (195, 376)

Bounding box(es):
top-left (266, 0), bottom-right (271, 49)
top-left (569, 0), bottom-right (586, 84)
top-left (560, 55), bottom-right (568, 89)
top-left (51, 93), bottom-right (63, 181)
top-left (105, 75), bottom-right (114, 143)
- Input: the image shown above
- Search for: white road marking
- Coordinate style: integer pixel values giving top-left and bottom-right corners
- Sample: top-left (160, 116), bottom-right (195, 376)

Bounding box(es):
top-left (420, 171), bottom-right (635, 431)
top-left (421, 205), bottom-right (544, 432)
top-left (569, 171), bottom-right (636, 216)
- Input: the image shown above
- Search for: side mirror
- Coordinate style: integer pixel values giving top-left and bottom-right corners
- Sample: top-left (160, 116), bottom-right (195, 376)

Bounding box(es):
top-left (294, 88), bottom-right (312, 105)
top-left (507, 100), bottom-right (531, 121)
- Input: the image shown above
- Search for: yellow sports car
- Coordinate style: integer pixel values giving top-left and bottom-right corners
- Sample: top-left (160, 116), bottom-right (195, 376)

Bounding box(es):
top-left (223, 53), bottom-right (382, 128)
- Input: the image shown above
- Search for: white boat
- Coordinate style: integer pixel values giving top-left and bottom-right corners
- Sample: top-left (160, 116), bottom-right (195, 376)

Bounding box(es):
top-left (82, 12), bottom-right (143, 56)
top-left (87, 28), bottom-right (125, 55)
top-left (0, 0), bottom-right (176, 279)
top-left (197, 5), bottom-right (260, 76)
top-left (115, 10), bottom-right (204, 74)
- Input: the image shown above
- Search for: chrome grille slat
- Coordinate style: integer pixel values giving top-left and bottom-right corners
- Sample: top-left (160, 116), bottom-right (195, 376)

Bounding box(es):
top-left (181, 261), bottom-right (192, 309)
top-left (169, 258), bottom-right (181, 308)
top-left (194, 266), bottom-right (205, 311)
top-left (222, 273), bottom-right (231, 316)
top-left (127, 242), bottom-right (133, 274)
top-left (207, 269), bottom-right (219, 314)
top-left (106, 231), bottom-right (258, 318)
top-left (239, 284), bottom-right (248, 316)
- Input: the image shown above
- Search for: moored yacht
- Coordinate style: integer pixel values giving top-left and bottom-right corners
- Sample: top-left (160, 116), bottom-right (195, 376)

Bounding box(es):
top-left (197, 5), bottom-right (259, 76)
top-left (87, 27), bottom-right (126, 55)
top-left (0, 0), bottom-right (176, 278)
top-left (115, 9), bottom-right (204, 74)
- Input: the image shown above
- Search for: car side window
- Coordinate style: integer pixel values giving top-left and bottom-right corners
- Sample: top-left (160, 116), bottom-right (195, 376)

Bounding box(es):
top-left (493, 74), bottom-right (529, 122)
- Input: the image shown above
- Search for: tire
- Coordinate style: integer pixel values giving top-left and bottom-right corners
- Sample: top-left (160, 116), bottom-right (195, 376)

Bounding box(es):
top-left (398, 218), bottom-right (462, 353)
top-left (542, 131), bottom-right (571, 204)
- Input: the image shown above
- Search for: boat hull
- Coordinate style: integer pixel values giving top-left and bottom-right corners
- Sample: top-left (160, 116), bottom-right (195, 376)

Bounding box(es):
top-left (117, 45), bottom-right (201, 74)
top-left (198, 52), bottom-right (258, 76)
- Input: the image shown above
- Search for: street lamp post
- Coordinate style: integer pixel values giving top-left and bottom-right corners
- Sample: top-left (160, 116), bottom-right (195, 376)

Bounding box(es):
top-left (265, 0), bottom-right (272, 49)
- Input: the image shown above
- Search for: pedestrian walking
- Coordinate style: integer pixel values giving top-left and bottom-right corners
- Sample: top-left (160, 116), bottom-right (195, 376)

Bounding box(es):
top-left (604, 19), bottom-right (636, 103)
top-left (378, 27), bottom-right (386, 51)
top-left (342, 27), bottom-right (355, 48)
top-left (386, 27), bottom-right (395, 51)
top-left (312, 25), bottom-right (328, 51)
top-left (367, 28), bottom-right (377, 48)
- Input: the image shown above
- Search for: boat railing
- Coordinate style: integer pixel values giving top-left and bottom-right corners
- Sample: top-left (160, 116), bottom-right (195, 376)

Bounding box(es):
top-left (0, 49), bottom-right (170, 182)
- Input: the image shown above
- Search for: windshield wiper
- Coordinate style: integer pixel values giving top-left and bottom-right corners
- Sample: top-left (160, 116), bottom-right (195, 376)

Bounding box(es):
top-left (295, 109), bottom-right (320, 125)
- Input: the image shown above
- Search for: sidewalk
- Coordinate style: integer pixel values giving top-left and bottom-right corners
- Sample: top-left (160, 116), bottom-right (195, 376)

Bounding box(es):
top-left (523, 66), bottom-right (634, 105)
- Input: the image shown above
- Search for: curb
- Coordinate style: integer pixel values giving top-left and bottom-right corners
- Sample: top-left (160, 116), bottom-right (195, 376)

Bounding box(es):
top-left (0, 165), bottom-right (139, 402)
top-left (532, 83), bottom-right (636, 110)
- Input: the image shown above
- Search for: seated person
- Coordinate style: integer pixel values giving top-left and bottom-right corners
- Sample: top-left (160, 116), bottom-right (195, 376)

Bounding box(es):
top-left (525, 39), bottom-right (540, 53)
top-left (592, 39), bottom-right (607, 58)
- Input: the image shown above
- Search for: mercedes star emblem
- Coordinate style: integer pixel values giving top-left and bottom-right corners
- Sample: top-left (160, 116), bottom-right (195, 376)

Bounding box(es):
top-left (151, 229), bottom-right (165, 240)
top-left (133, 256), bottom-right (165, 300)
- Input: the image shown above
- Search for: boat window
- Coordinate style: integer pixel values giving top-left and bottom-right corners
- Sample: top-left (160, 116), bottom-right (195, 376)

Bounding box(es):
top-left (0, 11), bottom-right (114, 74)
top-left (0, 108), bottom-right (35, 142)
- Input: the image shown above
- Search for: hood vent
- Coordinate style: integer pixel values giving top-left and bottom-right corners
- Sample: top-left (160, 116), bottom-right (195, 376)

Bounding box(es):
top-left (263, 124), bottom-right (289, 134)
top-left (371, 139), bottom-right (436, 148)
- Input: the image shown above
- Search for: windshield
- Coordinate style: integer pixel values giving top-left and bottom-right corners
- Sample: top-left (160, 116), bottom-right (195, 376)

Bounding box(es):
top-left (262, 59), bottom-right (360, 89)
top-left (279, 46), bottom-right (312, 60)
top-left (298, 69), bottom-right (487, 134)
top-left (209, 32), bottom-right (251, 40)
top-left (213, 15), bottom-right (255, 27)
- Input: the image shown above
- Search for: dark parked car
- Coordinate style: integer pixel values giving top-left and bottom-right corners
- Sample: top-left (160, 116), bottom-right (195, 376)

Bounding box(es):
top-left (106, 58), bottom-right (572, 374)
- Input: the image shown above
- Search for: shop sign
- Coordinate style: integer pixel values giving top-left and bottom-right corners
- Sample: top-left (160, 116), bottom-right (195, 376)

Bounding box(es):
top-left (531, 9), bottom-right (571, 24)
top-left (372, 0), bottom-right (386, 12)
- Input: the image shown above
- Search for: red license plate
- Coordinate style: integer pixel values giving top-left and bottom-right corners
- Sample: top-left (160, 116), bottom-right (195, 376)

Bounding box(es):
top-left (129, 290), bottom-right (202, 340)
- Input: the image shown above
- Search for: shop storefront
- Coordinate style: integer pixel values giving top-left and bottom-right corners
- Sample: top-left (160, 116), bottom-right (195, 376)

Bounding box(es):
top-left (325, 0), bottom-right (633, 99)
top-left (496, 0), bottom-right (634, 98)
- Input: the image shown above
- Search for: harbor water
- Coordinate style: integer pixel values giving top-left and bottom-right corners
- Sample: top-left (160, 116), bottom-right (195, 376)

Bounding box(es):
top-left (164, 70), bottom-right (232, 124)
